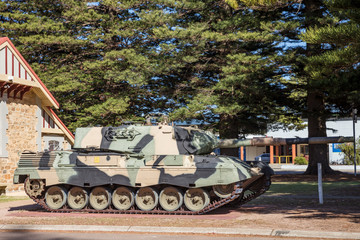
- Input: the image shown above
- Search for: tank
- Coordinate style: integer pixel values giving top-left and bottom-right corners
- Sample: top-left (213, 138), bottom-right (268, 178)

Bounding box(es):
top-left (13, 125), bottom-right (275, 214)
top-left (13, 125), bottom-right (354, 214)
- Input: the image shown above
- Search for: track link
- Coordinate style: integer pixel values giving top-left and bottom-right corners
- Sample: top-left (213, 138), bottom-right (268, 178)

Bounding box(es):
top-left (25, 175), bottom-right (270, 215)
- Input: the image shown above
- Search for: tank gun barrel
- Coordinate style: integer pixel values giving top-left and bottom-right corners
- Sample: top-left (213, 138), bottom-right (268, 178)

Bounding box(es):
top-left (217, 136), bottom-right (354, 148)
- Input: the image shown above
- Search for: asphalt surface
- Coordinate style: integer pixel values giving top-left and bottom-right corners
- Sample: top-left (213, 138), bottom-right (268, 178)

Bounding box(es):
top-left (0, 231), bottom-right (293, 240)
top-left (0, 225), bottom-right (360, 240)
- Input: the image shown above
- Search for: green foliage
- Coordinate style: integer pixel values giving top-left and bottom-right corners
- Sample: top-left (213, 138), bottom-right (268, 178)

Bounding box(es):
top-left (338, 138), bottom-right (360, 165)
top-left (300, 1), bottom-right (360, 110)
top-left (225, 0), bottom-right (292, 10)
top-left (228, 0), bottom-right (360, 173)
top-left (294, 156), bottom-right (308, 165)
top-left (0, 0), bottom-right (184, 130)
top-left (1, 0), bottom-right (302, 136)
top-left (2, 0), bottom-right (358, 159)
top-left (167, 3), bottom-right (301, 136)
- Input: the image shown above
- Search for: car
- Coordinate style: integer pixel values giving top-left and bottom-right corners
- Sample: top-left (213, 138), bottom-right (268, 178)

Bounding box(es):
top-left (255, 153), bottom-right (271, 163)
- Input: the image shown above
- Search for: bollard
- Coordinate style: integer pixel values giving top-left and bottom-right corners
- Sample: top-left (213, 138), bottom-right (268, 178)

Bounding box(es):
top-left (317, 163), bottom-right (323, 204)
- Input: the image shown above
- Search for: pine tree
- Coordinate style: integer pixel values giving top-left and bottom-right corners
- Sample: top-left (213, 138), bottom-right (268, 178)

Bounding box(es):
top-left (301, 0), bottom-right (360, 173)
top-left (1, 0), bottom-right (302, 142)
top-left (300, 0), bottom-right (360, 108)
top-left (227, 0), bottom-right (360, 174)
top-left (165, 1), bottom-right (302, 157)
top-left (0, 1), bottom-right (178, 131)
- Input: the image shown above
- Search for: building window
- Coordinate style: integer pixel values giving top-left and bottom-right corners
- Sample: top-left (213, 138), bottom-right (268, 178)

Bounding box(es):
top-left (48, 140), bottom-right (60, 151)
top-left (300, 145), bottom-right (309, 156)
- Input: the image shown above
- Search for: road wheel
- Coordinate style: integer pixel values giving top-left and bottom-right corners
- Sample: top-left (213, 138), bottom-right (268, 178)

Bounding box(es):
top-left (67, 187), bottom-right (88, 210)
top-left (213, 183), bottom-right (234, 198)
top-left (112, 186), bottom-right (134, 210)
top-left (159, 186), bottom-right (183, 211)
top-left (135, 187), bottom-right (158, 211)
top-left (45, 186), bottom-right (67, 210)
top-left (184, 188), bottom-right (210, 212)
top-left (89, 187), bottom-right (111, 210)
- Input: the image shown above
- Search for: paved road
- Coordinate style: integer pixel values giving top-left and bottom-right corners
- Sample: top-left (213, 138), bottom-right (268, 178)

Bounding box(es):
top-left (0, 231), bottom-right (313, 240)
top-left (1, 225), bottom-right (359, 240)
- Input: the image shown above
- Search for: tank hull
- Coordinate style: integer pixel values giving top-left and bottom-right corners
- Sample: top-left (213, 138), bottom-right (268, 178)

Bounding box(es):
top-left (13, 151), bottom-right (272, 214)
top-left (14, 151), bottom-right (259, 187)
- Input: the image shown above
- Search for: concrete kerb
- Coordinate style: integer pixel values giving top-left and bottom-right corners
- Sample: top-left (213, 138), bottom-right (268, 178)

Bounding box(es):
top-left (271, 229), bottom-right (360, 239)
top-left (1, 225), bottom-right (360, 239)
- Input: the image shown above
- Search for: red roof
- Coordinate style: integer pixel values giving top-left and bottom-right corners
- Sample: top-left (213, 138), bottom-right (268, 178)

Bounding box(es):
top-left (48, 107), bottom-right (75, 139)
top-left (0, 37), bottom-right (74, 140)
top-left (0, 37), bottom-right (59, 108)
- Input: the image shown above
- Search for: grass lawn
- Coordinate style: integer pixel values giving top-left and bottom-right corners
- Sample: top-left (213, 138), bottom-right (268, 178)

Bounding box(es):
top-left (266, 181), bottom-right (360, 196)
top-left (0, 196), bottom-right (28, 203)
top-left (245, 180), bottom-right (360, 207)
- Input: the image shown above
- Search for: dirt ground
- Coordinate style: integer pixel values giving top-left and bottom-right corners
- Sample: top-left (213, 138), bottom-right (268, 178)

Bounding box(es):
top-left (0, 174), bottom-right (359, 233)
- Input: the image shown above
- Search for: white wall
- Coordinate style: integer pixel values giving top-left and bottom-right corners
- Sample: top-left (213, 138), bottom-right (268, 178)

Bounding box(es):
top-left (246, 146), bottom-right (266, 161)
top-left (0, 93), bottom-right (8, 157)
top-left (0, 48), bottom-right (5, 74)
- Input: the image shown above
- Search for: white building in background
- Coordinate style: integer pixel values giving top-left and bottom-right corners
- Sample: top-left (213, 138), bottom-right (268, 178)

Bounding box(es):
top-left (244, 118), bottom-right (359, 164)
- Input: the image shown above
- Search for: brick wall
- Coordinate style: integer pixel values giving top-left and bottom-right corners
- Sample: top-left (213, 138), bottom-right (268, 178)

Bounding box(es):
top-left (0, 92), bottom-right (38, 192)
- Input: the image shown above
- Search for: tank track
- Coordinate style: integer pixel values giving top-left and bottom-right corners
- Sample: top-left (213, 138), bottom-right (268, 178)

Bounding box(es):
top-left (24, 175), bottom-right (270, 215)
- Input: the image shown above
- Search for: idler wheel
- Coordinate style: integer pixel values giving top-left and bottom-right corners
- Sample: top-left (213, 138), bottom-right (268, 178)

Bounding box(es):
top-left (89, 187), bottom-right (111, 210)
top-left (24, 178), bottom-right (45, 198)
top-left (112, 186), bottom-right (134, 210)
top-left (45, 186), bottom-right (67, 210)
top-left (213, 183), bottom-right (235, 198)
top-left (159, 186), bottom-right (183, 211)
top-left (184, 188), bottom-right (210, 212)
top-left (135, 187), bottom-right (158, 211)
top-left (67, 187), bottom-right (89, 210)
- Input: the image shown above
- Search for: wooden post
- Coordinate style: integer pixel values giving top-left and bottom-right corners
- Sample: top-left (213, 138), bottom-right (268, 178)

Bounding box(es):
top-left (318, 163), bottom-right (323, 204)
top-left (353, 108), bottom-right (357, 176)
top-left (240, 146), bottom-right (244, 161)
top-left (275, 146), bottom-right (279, 164)
top-left (270, 145), bottom-right (274, 164)
top-left (292, 144), bottom-right (296, 164)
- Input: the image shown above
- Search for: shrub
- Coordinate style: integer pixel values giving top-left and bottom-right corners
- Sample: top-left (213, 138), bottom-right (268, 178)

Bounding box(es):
top-left (294, 156), bottom-right (308, 165)
top-left (338, 138), bottom-right (360, 165)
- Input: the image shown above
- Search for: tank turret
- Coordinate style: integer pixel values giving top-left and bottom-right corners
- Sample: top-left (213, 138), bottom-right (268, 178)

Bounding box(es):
top-left (73, 125), bottom-right (218, 155)
top-left (73, 125), bottom-right (354, 154)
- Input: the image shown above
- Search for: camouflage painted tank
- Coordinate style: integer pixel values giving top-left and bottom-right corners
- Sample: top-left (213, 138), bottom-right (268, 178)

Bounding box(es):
top-left (13, 125), bottom-right (273, 214)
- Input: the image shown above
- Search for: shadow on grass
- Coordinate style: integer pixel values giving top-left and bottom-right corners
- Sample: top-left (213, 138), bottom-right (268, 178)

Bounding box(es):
top-left (207, 179), bottom-right (360, 225)
top-left (8, 204), bottom-right (44, 212)
top-left (207, 199), bottom-right (360, 225)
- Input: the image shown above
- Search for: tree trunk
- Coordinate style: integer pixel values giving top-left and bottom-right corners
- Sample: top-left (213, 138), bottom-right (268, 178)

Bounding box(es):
top-left (303, 0), bottom-right (336, 175)
top-left (304, 90), bottom-right (335, 174)
top-left (219, 114), bottom-right (239, 157)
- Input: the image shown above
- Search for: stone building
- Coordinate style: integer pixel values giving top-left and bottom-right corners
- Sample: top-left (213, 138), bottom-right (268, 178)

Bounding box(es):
top-left (0, 37), bottom-right (74, 194)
